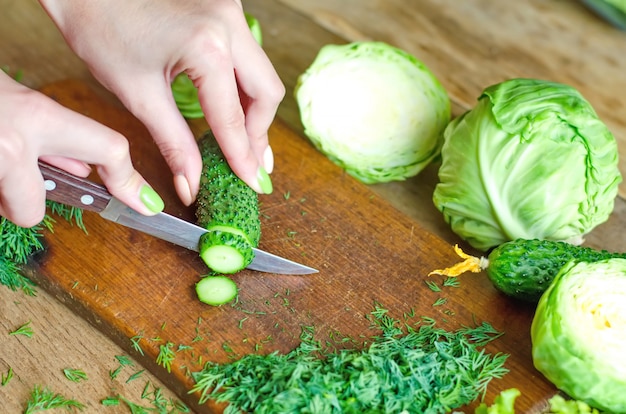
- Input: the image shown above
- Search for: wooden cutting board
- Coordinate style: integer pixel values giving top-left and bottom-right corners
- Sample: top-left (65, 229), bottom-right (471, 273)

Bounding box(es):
top-left (28, 79), bottom-right (555, 413)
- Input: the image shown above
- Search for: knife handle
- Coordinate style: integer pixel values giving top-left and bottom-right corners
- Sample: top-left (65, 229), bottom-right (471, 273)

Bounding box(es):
top-left (38, 161), bottom-right (112, 213)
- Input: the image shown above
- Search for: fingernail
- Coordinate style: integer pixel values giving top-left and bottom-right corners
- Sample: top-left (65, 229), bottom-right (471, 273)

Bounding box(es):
top-left (174, 174), bottom-right (193, 206)
top-left (256, 166), bottom-right (273, 194)
top-left (139, 185), bottom-right (165, 213)
top-left (263, 145), bottom-right (274, 174)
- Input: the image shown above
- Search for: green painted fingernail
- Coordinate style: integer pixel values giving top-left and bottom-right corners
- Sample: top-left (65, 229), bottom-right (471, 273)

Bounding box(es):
top-left (257, 166), bottom-right (273, 194)
top-left (140, 185), bottom-right (165, 213)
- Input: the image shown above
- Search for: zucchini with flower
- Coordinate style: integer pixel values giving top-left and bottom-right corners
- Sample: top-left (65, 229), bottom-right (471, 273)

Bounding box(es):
top-left (433, 78), bottom-right (621, 251)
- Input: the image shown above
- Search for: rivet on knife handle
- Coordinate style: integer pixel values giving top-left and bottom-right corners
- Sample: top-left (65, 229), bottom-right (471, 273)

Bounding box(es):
top-left (38, 161), bottom-right (111, 212)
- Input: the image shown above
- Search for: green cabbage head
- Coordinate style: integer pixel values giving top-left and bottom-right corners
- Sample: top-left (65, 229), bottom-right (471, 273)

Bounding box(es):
top-left (531, 258), bottom-right (626, 413)
top-left (295, 41), bottom-right (450, 184)
top-left (433, 78), bottom-right (621, 251)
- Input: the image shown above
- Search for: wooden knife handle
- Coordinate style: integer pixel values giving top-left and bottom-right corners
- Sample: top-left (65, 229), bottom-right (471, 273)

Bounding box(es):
top-left (38, 161), bottom-right (112, 213)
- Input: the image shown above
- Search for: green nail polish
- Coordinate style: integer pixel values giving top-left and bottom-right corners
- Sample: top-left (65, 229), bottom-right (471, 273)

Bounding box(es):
top-left (257, 167), bottom-right (273, 194)
top-left (140, 185), bottom-right (165, 213)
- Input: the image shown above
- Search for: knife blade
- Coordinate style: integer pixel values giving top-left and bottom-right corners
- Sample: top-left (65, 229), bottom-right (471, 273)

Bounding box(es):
top-left (38, 161), bottom-right (318, 275)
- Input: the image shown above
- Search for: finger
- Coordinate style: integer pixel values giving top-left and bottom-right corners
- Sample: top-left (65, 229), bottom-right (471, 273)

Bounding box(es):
top-left (232, 35), bottom-right (285, 170)
top-left (187, 43), bottom-right (267, 194)
top-left (0, 163), bottom-right (47, 228)
top-left (112, 75), bottom-right (203, 206)
top-left (36, 96), bottom-right (163, 216)
top-left (39, 155), bottom-right (92, 177)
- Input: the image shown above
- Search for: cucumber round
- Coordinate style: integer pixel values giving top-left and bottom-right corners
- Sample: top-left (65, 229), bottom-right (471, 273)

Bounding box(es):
top-left (196, 276), bottom-right (238, 306)
top-left (198, 230), bottom-right (254, 274)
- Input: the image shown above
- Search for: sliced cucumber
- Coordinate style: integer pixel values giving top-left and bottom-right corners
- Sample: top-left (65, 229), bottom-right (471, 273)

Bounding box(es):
top-left (195, 276), bottom-right (238, 306)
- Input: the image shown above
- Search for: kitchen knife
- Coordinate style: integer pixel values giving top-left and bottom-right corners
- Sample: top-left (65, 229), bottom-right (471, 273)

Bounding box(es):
top-left (38, 161), bottom-right (318, 275)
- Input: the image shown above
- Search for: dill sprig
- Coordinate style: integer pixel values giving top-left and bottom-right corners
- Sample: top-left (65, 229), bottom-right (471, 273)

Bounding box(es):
top-left (0, 255), bottom-right (36, 295)
top-left (9, 321), bottom-right (34, 337)
top-left (0, 201), bottom-right (85, 295)
top-left (102, 381), bottom-right (189, 413)
top-left (63, 368), bottom-right (88, 383)
top-left (191, 306), bottom-right (509, 413)
top-left (156, 342), bottom-right (176, 373)
top-left (1, 367), bottom-right (13, 386)
top-left (24, 385), bottom-right (85, 413)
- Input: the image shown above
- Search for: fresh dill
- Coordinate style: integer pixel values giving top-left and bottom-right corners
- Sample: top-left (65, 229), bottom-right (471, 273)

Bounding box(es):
top-left (425, 279), bottom-right (441, 292)
top-left (156, 342), bottom-right (175, 373)
top-left (109, 366), bottom-right (123, 381)
top-left (443, 276), bottom-right (461, 287)
top-left (115, 355), bottom-right (135, 367)
top-left (191, 306), bottom-right (509, 413)
top-left (9, 321), bottom-right (34, 337)
top-left (1, 366), bottom-right (13, 386)
top-left (102, 381), bottom-right (189, 413)
top-left (0, 201), bottom-right (85, 295)
top-left (130, 333), bottom-right (145, 356)
top-left (24, 385), bottom-right (85, 413)
top-left (109, 355), bottom-right (135, 380)
top-left (0, 255), bottom-right (36, 295)
top-left (126, 369), bottom-right (145, 383)
top-left (433, 297), bottom-right (448, 306)
top-left (63, 368), bottom-right (88, 383)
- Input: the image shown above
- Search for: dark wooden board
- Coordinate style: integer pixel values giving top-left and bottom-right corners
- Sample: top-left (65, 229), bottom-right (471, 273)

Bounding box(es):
top-left (28, 79), bottom-right (555, 412)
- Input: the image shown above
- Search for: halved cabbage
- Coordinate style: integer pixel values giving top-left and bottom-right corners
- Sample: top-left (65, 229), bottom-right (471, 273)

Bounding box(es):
top-left (295, 41), bottom-right (450, 184)
top-left (531, 258), bottom-right (626, 412)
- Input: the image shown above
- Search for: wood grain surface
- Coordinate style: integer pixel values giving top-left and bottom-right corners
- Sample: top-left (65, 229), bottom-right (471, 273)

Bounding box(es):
top-left (26, 79), bottom-right (553, 412)
top-left (1, 0), bottom-right (626, 413)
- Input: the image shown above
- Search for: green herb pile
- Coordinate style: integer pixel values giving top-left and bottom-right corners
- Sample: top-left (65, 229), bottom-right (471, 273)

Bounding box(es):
top-left (0, 202), bottom-right (85, 295)
top-left (191, 306), bottom-right (509, 413)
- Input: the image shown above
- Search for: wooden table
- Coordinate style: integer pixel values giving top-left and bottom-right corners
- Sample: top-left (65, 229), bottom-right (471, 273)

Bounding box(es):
top-left (2, 0), bottom-right (625, 412)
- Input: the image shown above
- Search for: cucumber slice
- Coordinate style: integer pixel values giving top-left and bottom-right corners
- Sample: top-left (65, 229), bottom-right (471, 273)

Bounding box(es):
top-left (195, 276), bottom-right (238, 306)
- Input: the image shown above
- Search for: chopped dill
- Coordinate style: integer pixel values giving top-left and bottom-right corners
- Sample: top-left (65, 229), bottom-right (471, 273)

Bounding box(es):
top-left (24, 385), bottom-right (84, 413)
top-left (9, 321), bottom-right (33, 337)
top-left (130, 333), bottom-right (145, 356)
top-left (102, 381), bottom-right (188, 413)
top-left (237, 317), bottom-right (248, 329)
top-left (1, 366), bottom-right (13, 386)
top-left (115, 355), bottom-right (135, 367)
top-left (0, 255), bottom-right (36, 295)
top-left (433, 297), bottom-right (448, 306)
top-left (109, 367), bottom-right (123, 381)
top-left (109, 355), bottom-right (135, 380)
top-left (191, 306), bottom-right (509, 413)
top-left (425, 280), bottom-right (441, 292)
top-left (443, 277), bottom-right (461, 288)
top-left (63, 368), bottom-right (87, 383)
top-left (126, 369), bottom-right (145, 383)
top-left (177, 344), bottom-right (193, 352)
top-left (156, 342), bottom-right (175, 373)
top-left (0, 202), bottom-right (85, 295)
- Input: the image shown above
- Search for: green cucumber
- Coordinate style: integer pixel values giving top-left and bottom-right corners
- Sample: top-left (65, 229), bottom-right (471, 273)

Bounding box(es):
top-left (195, 131), bottom-right (261, 274)
top-left (431, 239), bottom-right (626, 302)
top-left (196, 275), bottom-right (238, 306)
